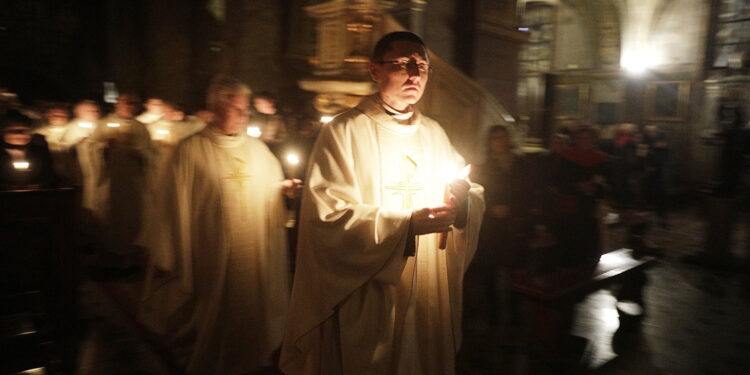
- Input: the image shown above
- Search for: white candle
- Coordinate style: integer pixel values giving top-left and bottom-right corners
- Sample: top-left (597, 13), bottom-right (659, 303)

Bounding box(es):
top-left (438, 164), bottom-right (471, 249)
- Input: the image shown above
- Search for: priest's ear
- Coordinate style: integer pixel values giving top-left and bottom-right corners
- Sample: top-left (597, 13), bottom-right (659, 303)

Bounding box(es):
top-left (368, 62), bottom-right (382, 83)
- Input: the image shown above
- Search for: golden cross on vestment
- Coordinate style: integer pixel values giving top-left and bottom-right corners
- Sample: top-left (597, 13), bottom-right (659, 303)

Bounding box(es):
top-left (384, 154), bottom-right (424, 209)
top-left (222, 156), bottom-right (252, 190)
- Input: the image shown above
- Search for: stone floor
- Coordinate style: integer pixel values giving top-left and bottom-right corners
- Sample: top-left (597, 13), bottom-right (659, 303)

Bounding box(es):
top-left (70, 206), bottom-right (750, 375)
top-left (459, 207), bottom-right (750, 375)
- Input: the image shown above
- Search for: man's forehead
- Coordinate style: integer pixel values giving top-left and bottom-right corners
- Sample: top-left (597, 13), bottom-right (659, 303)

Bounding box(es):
top-left (384, 41), bottom-right (428, 60)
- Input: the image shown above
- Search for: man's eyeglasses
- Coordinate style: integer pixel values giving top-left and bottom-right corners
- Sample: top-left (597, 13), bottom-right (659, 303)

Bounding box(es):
top-left (376, 60), bottom-right (433, 74)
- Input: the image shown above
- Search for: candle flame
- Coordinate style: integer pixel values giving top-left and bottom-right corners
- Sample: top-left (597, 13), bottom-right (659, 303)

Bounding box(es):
top-left (443, 163), bottom-right (472, 183)
top-left (106, 122), bottom-right (121, 128)
top-left (320, 115), bottom-right (334, 124)
top-left (156, 129), bottom-right (170, 135)
top-left (286, 153), bottom-right (300, 166)
top-left (78, 122), bottom-right (94, 128)
top-left (13, 161), bottom-right (30, 170)
top-left (247, 126), bottom-right (262, 137)
top-left (458, 164), bottom-right (472, 180)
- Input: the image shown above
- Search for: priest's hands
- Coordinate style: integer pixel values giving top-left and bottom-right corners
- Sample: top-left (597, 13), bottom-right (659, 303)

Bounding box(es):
top-left (410, 205), bottom-right (455, 235)
top-left (449, 178), bottom-right (470, 207)
top-left (282, 178), bottom-right (303, 199)
top-left (410, 179), bottom-right (471, 235)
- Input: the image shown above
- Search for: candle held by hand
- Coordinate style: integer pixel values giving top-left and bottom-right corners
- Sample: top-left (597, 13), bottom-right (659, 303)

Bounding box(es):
top-left (438, 164), bottom-right (472, 249)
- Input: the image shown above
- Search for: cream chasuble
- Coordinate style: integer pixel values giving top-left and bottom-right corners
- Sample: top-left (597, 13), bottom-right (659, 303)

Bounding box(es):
top-left (140, 127), bottom-right (290, 375)
top-left (136, 111), bottom-right (163, 125)
top-left (281, 95), bottom-right (485, 375)
top-left (144, 117), bottom-right (207, 185)
top-left (77, 114), bottom-right (155, 263)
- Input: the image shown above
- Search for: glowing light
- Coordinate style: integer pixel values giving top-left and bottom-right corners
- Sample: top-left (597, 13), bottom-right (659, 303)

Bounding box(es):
top-left (16, 368), bottom-right (45, 375)
top-left (247, 126), bottom-right (262, 137)
top-left (286, 153), bottom-right (300, 166)
top-left (156, 129), bottom-right (170, 135)
top-left (13, 161), bottom-right (30, 170)
top-left (621, 42), bottom-right (663, 74)
top-left (443, 163), bottom-right (472, 183)
top-left (320, 115), bottom-right (334, 123)
top-left (78, 122), bottom-right (94, 128)
top-left (517, 27), bottom-right (529, 31)
top-left (600, 306), bottom-right (620, 330)
top-left (106, 122), bottom-right (121, 128)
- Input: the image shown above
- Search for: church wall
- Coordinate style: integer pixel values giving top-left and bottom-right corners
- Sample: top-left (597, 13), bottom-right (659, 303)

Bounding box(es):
top-left (421, 0), bottom-right (459, 66)
top-left (539, 0), bottom-right (713, 188)
top-left (553, 3), bottom-right (595, 71)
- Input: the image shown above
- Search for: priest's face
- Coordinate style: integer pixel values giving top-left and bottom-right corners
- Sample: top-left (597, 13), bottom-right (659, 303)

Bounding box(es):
top-left (144, 98), bottom-right (165, 115)
top-left (115, 95), bottom-right (139, 119)
top-left (3, 124), bottom-right (32, 146)
top-left (75, 103), bottom-right (100, 122)
top-left (370, 41), bottom-right (430, 112)
top-left (215, 95), bottom-right (250, 135)
top-left (45, 108), bottom-right (69, 127)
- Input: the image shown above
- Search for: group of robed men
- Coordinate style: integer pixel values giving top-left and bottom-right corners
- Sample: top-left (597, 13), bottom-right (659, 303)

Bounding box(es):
top-left (38, 31), bottom-right (487, 375)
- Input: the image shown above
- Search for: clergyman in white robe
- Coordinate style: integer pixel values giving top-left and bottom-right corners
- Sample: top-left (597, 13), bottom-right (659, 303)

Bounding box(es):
top-left (140, 126), bottom-right (290, 375)
top-left (280, 95), bottom-right (485, 375)
top-left (78, 114), bottom-right (154, 267)
top-left (35, 122), bottom-right (77, 183)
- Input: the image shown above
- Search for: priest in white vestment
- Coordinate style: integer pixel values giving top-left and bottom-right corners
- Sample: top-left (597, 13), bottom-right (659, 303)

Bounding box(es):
top-left (62, 100), bottom-right (100, 147)
top-left (281, 32), bottom-right (485, 375)
top-left (78, 93), bottom-right (155, 269)
top-left (140, 77), bottom-right (292, 375)
top-left (136, 97), bottom-right (166, 124)
top-left (34, 105), bottom-right (75, 183)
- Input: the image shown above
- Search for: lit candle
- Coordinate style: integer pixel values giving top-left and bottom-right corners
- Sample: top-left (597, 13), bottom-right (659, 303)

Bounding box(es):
top-left (13, 161), bottom-right (30, 170)
top-left (438, 164), bottom-right (472, 249)
top-left (106, 122), bottom-right (121, 128)
top-left (155, 129), bottom-right (170, 142)
top-left (78, 122), bottom-right (94, 128)
top-left (247, 126), bottom-right (262, 138)
top-left (320, 115), bottom-right (334, 124)
top-left (285, 152), bottom-right (300, 178)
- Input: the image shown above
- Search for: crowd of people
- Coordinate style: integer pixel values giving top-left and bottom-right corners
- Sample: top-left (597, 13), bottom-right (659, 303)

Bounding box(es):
top-left (466, 120), bottom-right (671, 346)
top-left (0, 30), bottom-right (672, 375)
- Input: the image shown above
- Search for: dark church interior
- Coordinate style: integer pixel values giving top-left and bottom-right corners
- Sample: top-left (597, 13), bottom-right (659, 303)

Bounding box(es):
top-left (3, 0), bottom-right (750, 374)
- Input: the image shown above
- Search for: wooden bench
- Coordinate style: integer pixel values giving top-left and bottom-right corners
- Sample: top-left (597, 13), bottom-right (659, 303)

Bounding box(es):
top-left (512, 248), bottom-right (657, 359)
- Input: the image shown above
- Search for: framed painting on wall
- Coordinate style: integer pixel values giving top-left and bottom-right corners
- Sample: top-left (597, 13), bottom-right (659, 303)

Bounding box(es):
top-left (554, 84), bottom-right (589, 119)
top-left (644, 81), bottom-right (691, 122)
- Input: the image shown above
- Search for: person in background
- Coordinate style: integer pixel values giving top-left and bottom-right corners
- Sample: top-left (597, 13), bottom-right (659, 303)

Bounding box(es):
top-left (0, 111), bottom-right (58, 189)
top-left (62, 100), bottom-right (100, 147)
top-left (34, 103), bottom-right (79, 184)
top-left (136, 97), bottom-right (166, 125)
top-left (550, 125), bottom-right (609, 268)
top-left (250, 91), bottom-right (288, 150)
top-left (78, 93), bottom-right (154, 274)
top-left (34, 103), bottom-right (71, 151)
top-left (643, 125), bottom-right (670, 228)
top-left (467, 124), bottom-right (531, 338)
